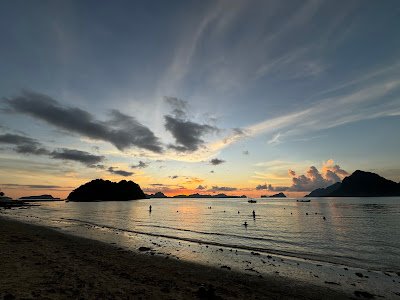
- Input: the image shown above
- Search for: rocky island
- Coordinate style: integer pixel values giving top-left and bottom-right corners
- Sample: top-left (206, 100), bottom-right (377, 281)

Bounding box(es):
top-left (68, 179), bottom-right (146, 202)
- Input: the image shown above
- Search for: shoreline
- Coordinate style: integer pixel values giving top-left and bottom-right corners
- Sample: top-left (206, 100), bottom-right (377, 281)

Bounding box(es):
top-left (0, 216), bottom-right (355, 299)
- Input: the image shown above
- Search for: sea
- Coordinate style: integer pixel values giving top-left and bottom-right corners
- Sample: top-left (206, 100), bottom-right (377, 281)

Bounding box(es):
top-left (4, 197), bottom-right (399, 273)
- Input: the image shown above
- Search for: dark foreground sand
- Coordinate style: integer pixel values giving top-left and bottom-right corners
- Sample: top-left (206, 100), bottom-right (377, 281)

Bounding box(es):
top-left (0, 217), bottom-right (352, 299)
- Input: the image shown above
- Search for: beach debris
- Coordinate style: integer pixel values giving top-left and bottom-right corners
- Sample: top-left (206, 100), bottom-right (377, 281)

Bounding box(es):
top-left (250, 251), bottom-right (260, 256)
top-left (267, 255), bottom-right (272, 259)
top-left (354, 290), bottom-right (375, 298)
top-left (138, 247), bottom-right (151, 252)
top-left (355, 272), bottom-right (364, 278)
top-left (220, 265), bottom-right (231, 270)
top-left (196, 284), bottom-right (217, 299)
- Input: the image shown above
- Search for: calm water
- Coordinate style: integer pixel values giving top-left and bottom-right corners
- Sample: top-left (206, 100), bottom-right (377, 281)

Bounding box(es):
top-left (7, 197), bottom-right (400, 272)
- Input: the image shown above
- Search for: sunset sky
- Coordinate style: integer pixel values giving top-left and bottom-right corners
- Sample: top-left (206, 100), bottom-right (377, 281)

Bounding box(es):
top-left (1, 0), bottom-right (400, 199)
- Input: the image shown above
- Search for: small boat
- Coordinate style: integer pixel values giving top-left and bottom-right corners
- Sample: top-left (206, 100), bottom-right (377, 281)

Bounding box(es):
top-left (248, 199), bottom-right (257, 203)
top-left (296, 199), bottom-right (311, 202)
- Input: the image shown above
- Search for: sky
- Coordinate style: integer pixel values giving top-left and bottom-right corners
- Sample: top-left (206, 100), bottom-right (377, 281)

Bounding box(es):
top-left (0, 0), bottom-right (400, 199)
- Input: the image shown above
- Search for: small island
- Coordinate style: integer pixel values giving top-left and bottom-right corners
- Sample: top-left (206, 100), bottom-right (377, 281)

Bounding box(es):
top-left (261, 192), bottom-right (286, 198)
top-left (68, 179), bottom-right (146, 202)
top-left (19, 195), bottom-right (61, 201)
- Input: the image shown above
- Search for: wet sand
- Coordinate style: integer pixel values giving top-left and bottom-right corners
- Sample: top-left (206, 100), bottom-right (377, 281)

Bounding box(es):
top-left (0, 217), bottom-right (353, 299)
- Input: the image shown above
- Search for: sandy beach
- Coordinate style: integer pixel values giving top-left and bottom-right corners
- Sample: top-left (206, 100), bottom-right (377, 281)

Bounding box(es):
top-left (0, 217), bottom-right (354, 300)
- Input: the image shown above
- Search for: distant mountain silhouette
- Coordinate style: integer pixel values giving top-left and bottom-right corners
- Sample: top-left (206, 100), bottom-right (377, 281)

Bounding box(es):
top-left (305, 170), bottom-right (400, 197)
top-left (146, 191), bottom-right (168, 198)
top-left (261, 192), bottom-right (286, 198)
top-left (68, 179), bottom-right (146, 201)
top-left (269, 192), bottom-right (286, 198)
top-left (305, 182), bottom-right (341, 197)
top-left (19, 194), bottom-right (60, 200)
top-left (146, 192), bottom-right (247, 198)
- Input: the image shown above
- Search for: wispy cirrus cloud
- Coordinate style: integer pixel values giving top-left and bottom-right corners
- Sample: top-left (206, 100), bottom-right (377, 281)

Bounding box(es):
top-left (208, 76), bottom-right (400, 153)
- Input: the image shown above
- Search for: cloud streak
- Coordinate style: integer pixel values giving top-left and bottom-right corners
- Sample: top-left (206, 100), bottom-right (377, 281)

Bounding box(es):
top-left (51, 149), bottom-right (104, 166)
top-left (4, 91), bottom-right (164, 153)
top-left (108, 167), bottom-right (134, 177)
top-left (0, 133), bottom-right (104, 166)
top-left (0, 133), bottom-right (50, 155)
top-left (208, 186), bottom-right (237, 192)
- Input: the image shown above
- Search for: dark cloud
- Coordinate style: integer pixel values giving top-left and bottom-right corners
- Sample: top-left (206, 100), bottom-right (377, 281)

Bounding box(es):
top-left (255, 183), bottom-right (290, 191)
top-left (165, 115), bottom-right (217, 152)
top-left (243, 150), bottom-right (249, 155)
top-left (208, 186), bottom-right (237, 192)
top-left (4, 91), bottom-right (163, 153)
top-left (164, 96), bottom-right (218, 152)
top-left (0, 133), bottom-right (49, 155)
top-left (108, 167), bottom-right (134, 177)
top-left (15, 144), bottom-right (50, 155)
top-left (255, 184), bottom-right (268, 190)
top-left (131, 160), bottom-right (149, 169)
top-left (50, 148), bottom-right (104, 166)
top-left (164, 97), bottom-right (188, 119)
top-left (210, 170), bottom-right (214, 173)
top-left (196, 185), bottom-right (206, 190)
top-left (0, 133), bottom-right (113, 169)
top-left (210, 158), bottom-right (225, 165)
top-left (170, 175), bottom-right (179, 179)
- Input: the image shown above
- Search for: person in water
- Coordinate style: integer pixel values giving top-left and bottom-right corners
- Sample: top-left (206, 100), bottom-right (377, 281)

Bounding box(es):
top-left (252, 210), bottom-right (256, 218)
top-left (243, 221), bottom-right (248, 227)
top-left (149, 205), bottom-right (152, 212)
